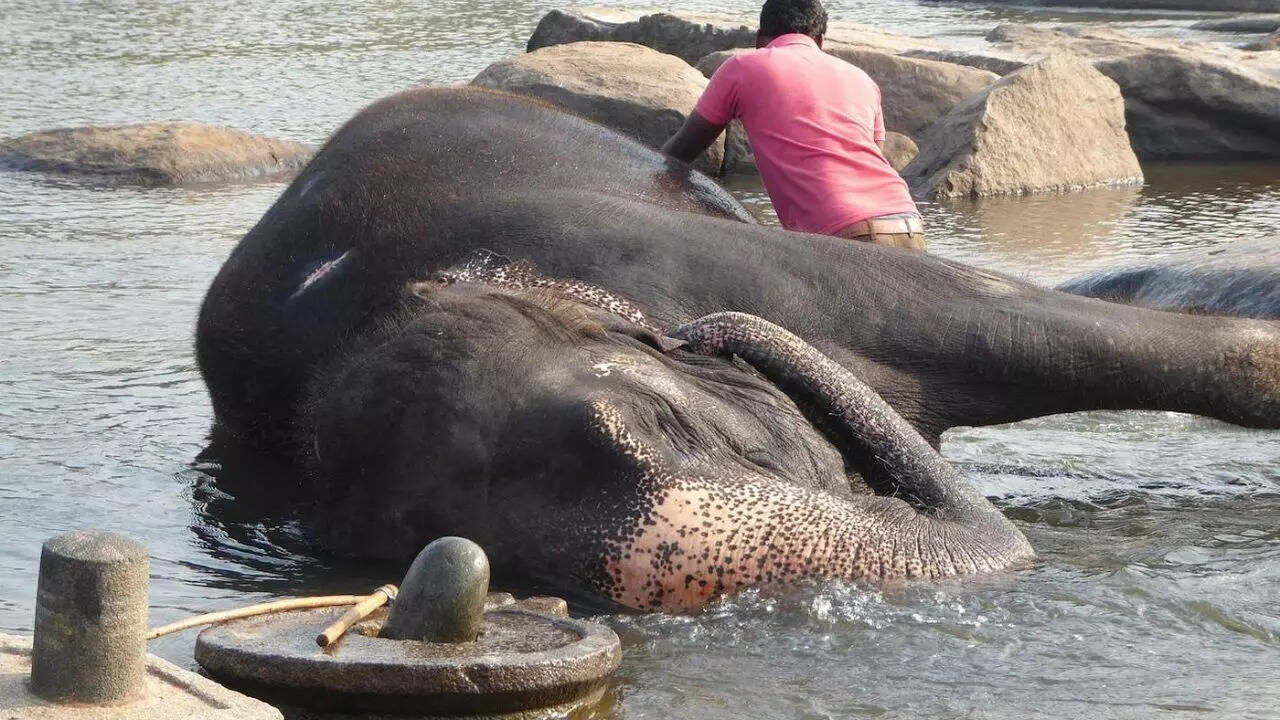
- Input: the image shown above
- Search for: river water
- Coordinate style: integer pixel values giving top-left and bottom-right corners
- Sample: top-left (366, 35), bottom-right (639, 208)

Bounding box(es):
top-left (1, 1), bottom-right (1278, 718)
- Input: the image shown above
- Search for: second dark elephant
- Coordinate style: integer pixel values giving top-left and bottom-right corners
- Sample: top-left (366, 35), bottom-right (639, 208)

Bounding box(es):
top-left (1058, 239), bottom-right (1280, 319)
top-left (195, 87), bottom-right (1280, 610)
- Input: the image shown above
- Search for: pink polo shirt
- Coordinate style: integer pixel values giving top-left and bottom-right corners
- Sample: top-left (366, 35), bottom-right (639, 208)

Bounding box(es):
top-left (694, 34), bottom-right (918, 235)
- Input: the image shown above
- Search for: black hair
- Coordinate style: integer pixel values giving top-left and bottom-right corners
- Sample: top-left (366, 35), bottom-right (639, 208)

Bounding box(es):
top-left (759, 0), bottom-right (828, 40)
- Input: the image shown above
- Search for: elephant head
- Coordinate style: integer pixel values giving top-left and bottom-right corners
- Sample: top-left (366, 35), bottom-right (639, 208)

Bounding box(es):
top-left (298, 252), bottom-right (1032, 611)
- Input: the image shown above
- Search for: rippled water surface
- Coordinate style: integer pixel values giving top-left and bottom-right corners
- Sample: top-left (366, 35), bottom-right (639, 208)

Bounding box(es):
top-left (1, 1), bottom-right (1278, 718)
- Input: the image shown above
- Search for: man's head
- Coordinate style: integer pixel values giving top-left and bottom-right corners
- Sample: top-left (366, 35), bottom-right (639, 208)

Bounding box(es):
top-left (757, 0), bottom-right (828, 48)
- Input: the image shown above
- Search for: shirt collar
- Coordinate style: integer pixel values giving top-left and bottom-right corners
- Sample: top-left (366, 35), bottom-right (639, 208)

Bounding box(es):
top-left (766, 33), bottom-right (819, 49)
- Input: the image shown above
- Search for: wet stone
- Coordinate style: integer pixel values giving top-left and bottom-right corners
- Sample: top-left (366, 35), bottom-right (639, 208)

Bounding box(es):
top-left (30, 531), bottom-right (149, 704)
top-left (1, 633), bottom-right (282, 720)
top-left (194, 601), bottom-right (622, 717)
top-left (381, 536), bottom-right (490, 643)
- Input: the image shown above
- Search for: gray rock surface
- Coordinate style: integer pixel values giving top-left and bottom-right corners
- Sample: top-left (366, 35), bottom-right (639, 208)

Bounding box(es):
top-left (381, 536), bottom-right (489, 643)
top-left (526, 6), bottom-right (942, 65)
top-left (824, 44), bottom-right (1000, 138)
top-left (1244, 31), bottom-right (1280, 50)
top-left (30, 532), bottom-right (149, 704)
top-left (901, 48), bottom-right (1030, 75)
top-left (1192, 15), bottom-right (1280, 33)
top-left (0, 123), bottom-right (311, 185)
top-left (904, 56), bottom-right (1142, 199)
top-left (883, 132), bottom-right (919, 172)
top-left (1, 633), bottom-right (282, 720)
top-left (986, 23), bottom-right (1280, 159)
top-left (472, 41), bottom-right (723, 174)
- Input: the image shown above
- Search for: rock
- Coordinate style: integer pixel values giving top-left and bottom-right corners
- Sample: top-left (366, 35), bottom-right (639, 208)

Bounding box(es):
top-left (722, 121), bottom-right (756, 175)
top-left (901, 48), bottom-right (1030, 75)
top-left (472, 41), bottom-right (723, 174)
top-left (883, 132), bottom-right (919, 172)
top-left (31, 532), bottom-right (149, 704)
top-left (527, 7), bottom-right (755, 65)
top-left (381, 537), bottom-right (490, 643)
top-left (903, 56), bottom-right (1142, 199)
top-left (1057, 239), bottom-right (1280, 319)
top-left (694, 48), bottom-right (750, 78)
top-left (527, 6), bottom-right (943, 65)
top-left (1, 633), bottom-right (282, 720)
top-left (1095, 50), bottom-right (1280, 159)
top-left (961, 0), bottom-right (1280, 10)
top-left (1243, 31), bottom-right (1280, 50)
top-left (986, 24), bottom-right (1280, 159)
top-left (823, 45), bottom-right (1000, 138)
top-left (1192, 15), bottom-right (1280, 33)
top-left (0, 123), bottom-right (311, 185)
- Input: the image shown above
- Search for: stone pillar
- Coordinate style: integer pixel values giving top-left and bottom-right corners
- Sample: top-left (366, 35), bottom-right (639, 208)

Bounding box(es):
top-left (30, 531), bottom-right (150, 704)
top-left (382, 536), bottom-right (489, 643)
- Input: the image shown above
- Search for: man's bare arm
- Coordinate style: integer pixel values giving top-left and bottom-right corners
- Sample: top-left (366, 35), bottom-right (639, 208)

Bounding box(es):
top-left (661, 112), bottom-right (727, 165)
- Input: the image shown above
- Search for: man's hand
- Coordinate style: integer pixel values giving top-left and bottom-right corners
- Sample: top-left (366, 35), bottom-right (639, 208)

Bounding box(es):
top-left (661, 112), bottom-right (727, 165)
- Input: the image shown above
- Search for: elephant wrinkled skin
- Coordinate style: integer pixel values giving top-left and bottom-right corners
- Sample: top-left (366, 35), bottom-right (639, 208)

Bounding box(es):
top-left (196, 87), bottom-right (1280, 610)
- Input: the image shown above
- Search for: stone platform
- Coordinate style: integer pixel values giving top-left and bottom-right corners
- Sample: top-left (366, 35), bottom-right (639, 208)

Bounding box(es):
top-left (0, 633), bottom-right (282, 720)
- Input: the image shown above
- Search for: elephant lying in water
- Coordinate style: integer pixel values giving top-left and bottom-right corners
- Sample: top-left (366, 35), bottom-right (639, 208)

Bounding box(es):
top-left (196, 87), bottom-right (1279, 610)
top-left (1058, 239), bottom-right (1280, 320)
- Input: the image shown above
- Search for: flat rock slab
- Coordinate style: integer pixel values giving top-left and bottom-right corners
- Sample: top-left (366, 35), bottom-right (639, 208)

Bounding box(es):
top-left (0, 122), bottom-right (312, 185)
top-left (195, 605), bottom-right (620, 717)
top-left (0, 633), bottom-right (282, 720)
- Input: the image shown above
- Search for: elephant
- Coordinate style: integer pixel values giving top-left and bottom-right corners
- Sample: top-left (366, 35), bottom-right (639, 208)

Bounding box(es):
top-left (195, 86), bottom-right (1280, 610)
top-left (1058, 239), bottom-right (1280, 320)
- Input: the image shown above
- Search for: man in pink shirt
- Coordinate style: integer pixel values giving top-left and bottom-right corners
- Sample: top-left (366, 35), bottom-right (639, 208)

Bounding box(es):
top-left (662, 0), bottom-right (925, 251)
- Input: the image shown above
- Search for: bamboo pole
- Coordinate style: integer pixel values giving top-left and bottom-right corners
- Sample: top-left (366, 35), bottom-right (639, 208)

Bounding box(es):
top-left (146, 594), bottom-right (372, 640)
top-left (316, 584), bottom-right (398, 647)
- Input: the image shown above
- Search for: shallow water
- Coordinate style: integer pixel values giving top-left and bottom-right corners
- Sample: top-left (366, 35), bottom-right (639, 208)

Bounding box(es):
top-left (1, 1), bottom-right (1278, 718)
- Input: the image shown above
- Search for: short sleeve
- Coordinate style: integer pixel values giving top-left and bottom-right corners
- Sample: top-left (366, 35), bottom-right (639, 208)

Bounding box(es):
top-left (693, 58), bottom-right (740, 126)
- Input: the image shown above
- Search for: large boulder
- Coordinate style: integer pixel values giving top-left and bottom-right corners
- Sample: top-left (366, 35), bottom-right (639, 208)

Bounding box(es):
top-left (0, 123), bottom-right (311, 185)
top-left (903, 56), bottom-right (1142, 199)
top-left (1094, 50), bottom-right (1280, 159)
top-left (1058, 239), bottom-right (1280, 319)
top-left (527, 7), bottom-right (943, 65)
top-left (986, 24), bottom-right (1280, 160)
top-left (472, 42), bottom-right (723, 174)
top-left (824, 45), bottom-right (999, 138)
top-left (901, 48), bottom-right (1030, 76)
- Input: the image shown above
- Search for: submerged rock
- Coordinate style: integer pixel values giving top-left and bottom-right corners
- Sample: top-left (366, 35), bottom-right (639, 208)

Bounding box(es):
top-left (1243, 31), bottom-right (1280, 50)
top-left (472, 42), bottom-right (723, 174)
top-left (986, 24), bottom-right (1280, 160)
top-left (0, 122), bottom-right (311, 185)
top-left (903, 56), bottom-right (1142, 199)
top-left (1191, 15), bottom-right (1280, 32)
top-left (1058, 240), bottom-right (1280, 319)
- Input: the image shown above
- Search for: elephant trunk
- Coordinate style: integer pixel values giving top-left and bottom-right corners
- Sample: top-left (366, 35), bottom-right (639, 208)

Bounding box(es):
top-left (669, 312), bottom-right (1029, 560)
